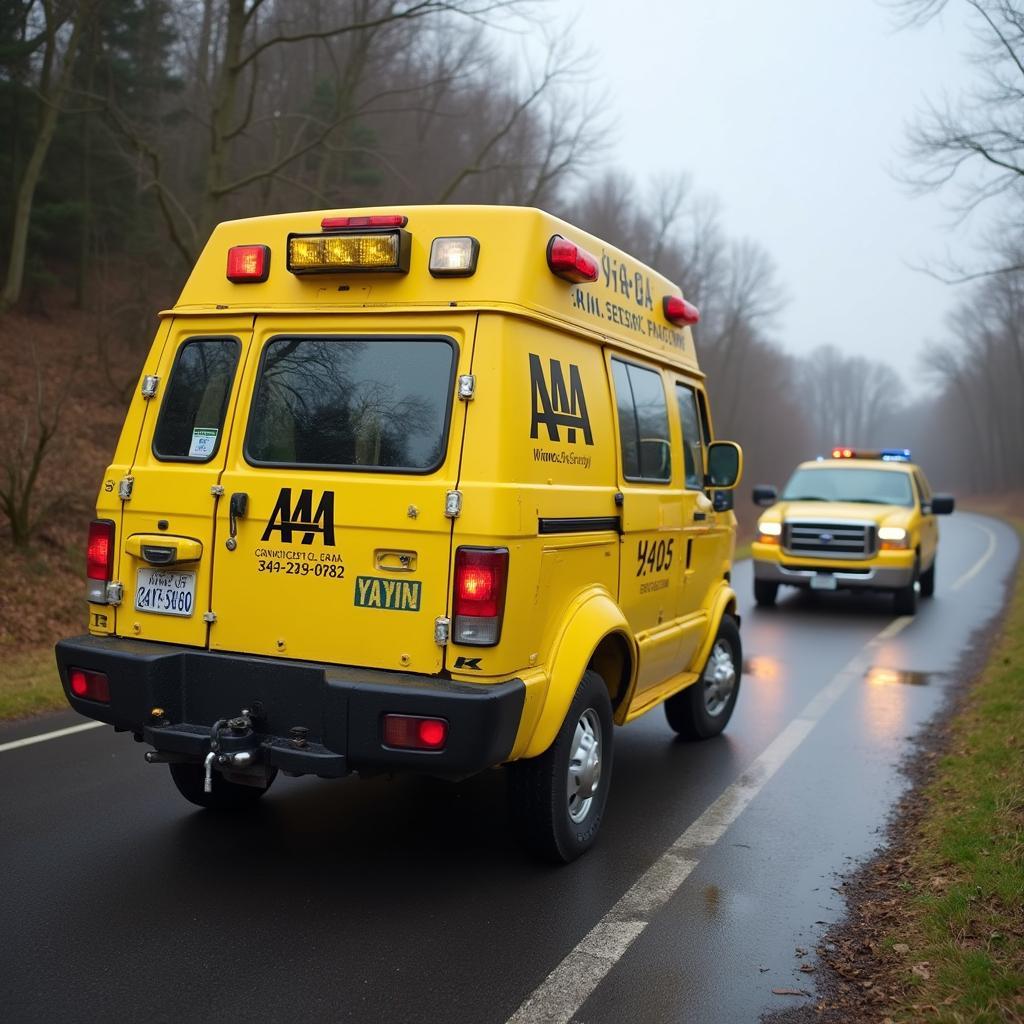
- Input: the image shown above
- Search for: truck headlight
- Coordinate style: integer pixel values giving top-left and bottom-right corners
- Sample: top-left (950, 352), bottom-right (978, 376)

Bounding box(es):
top-left (758, 521), bottom-right (782, 544)
top-left (879, 526), bottom-right (909, 549)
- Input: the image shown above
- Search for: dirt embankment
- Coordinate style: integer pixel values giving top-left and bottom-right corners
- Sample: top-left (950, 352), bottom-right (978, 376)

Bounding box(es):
top-left (0, 307), bottom-right (148, 653)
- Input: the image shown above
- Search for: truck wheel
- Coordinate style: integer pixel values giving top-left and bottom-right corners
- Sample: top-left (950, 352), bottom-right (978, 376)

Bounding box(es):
top-left (919, 560), bottom-right (935, 598)
top-left (508, 669), bottom-right (613, 863)
top-left (665, 615), bottom-right (742, 740)
top-left (754, 579), bottom-right (778, 607)
top-left (893, 560), bottom-right (920, 616)
top-left (169, 762), bottom-right (276, 810)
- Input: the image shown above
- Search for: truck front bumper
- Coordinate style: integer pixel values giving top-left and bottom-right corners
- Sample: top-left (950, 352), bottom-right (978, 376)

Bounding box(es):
top-left (752, 558), bottom-right (914, 590)
top-left (55, 635), bottom-right (525, 780)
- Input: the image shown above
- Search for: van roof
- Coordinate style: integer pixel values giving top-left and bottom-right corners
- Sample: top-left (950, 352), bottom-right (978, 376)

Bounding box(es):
top-left (172, 205), bottom-right (701, 371)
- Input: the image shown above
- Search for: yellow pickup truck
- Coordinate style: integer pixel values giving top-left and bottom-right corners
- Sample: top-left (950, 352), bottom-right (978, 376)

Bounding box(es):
top-left (751, 448), bottom-right (954, 615)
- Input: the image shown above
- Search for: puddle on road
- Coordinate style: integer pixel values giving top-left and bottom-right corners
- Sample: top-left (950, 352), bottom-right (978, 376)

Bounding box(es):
top-left (864, 666), bottom-right (933, 686)
top-left (743, 656), bottom-right (782, 681)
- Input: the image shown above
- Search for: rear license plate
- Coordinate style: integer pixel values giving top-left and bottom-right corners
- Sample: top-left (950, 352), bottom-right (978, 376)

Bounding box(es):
top-left (810, 574), bottom-right (837, 591)
top-left (135, 568), bottom-right (196, 617)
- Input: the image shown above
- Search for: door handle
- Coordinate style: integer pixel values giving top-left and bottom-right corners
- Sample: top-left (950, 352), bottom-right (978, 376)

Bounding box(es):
top-left (226, 492), bottom-right (248, 550)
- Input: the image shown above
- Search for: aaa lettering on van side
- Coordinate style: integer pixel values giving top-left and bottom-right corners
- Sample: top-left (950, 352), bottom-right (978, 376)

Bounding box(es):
top-left (529, 354), bottom-right (593, 445)
top-left (262, 487), bottom-right (336, 545)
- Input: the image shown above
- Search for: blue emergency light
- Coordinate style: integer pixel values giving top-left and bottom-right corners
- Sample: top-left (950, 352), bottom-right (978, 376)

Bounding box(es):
top-left (880, 448), bottom-right (911, 462)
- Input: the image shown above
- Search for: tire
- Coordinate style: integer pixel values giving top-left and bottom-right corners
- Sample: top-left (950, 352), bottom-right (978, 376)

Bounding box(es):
top-left (892, 559), bottom-right (920, 616)
top-left (508, 669), bottom-right (613, 863)
top-left (919, 560), bottom-right (935, 598)
top-left (665, 614), bottom-right (742, 740)
top-left (169, 761), bottom-right (276, 811)
top-left (753, 579), bottom-right (778, 607)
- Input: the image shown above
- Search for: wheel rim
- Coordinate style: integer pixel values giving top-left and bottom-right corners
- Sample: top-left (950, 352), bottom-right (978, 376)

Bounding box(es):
top-left (703, 639), bottom-right (736, 717)
top-left (567, 708), bottom-right (602, 824)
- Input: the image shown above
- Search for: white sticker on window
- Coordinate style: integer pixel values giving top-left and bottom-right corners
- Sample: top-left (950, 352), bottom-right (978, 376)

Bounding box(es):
top-left (189, 428), bottom-right (218, 459)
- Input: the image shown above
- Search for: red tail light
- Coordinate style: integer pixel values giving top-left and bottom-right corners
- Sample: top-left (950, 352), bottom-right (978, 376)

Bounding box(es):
top-left (453, 547), bottom-right (509, 647)
top-left (663, 295), bottom-right (700, 326)
top-left (321, 214), bottom-right (408, 230)
top-left (226, 244), bottom-right (270, 282)
top-left (69, 667), bottom-right (110, 703)
top-left (547, 235), bottom-right (599, 283)
top-left (382, 714), bottom-right (448, 751)
top-left (87, 520), bottom-right (115, 581)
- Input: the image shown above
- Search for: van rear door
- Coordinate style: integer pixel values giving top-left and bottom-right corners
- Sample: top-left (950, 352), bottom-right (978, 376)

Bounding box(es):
top-left (118, 315), bottom-right (254, 648)
top-left (209, 314), bottom-right (475, 674)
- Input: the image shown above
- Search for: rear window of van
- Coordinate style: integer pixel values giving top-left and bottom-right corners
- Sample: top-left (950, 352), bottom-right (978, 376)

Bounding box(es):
top-left (245, 336), bottom-right (455, 472)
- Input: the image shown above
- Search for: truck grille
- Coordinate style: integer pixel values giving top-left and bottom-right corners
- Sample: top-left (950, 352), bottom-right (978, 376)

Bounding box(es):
top-left (783, 519), bottom-right (876, 559)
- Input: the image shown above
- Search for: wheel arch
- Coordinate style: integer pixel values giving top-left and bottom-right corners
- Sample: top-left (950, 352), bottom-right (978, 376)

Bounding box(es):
top-left (519, 589), bottom-right (636, 759)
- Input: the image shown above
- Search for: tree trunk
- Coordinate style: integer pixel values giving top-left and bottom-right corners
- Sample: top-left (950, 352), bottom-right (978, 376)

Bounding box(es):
top-left (1, 5), bottom-right (89, 311)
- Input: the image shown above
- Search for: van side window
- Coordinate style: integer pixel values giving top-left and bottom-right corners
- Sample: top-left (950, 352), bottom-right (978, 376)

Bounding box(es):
top-left (611, 358), bottom-right (671, 482)
top-left (675, 384), bottom-right (706, 490)
top-left (246, 336), bottom-right (455, 472)
top-left (152, 338), bottom-right (240, 462)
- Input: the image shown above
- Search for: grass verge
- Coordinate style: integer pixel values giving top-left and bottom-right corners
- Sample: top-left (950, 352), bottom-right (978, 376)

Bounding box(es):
top-left (888, 518), bottom-right (1024, 1022)
top-left (0, 647), bottom-right (66, 720)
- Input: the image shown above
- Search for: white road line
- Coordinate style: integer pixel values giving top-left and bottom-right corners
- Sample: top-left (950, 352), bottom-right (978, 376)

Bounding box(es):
top-left (0, 720), bottom-right (104, 754)
top-left (506, 615), bottom-right (913, 1024)
top-left (951, 521), bottom-right (998, 592)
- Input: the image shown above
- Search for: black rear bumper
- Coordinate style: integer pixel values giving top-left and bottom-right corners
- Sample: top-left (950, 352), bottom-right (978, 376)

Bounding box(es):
top-left (55, 635), bottom-right (525, 780)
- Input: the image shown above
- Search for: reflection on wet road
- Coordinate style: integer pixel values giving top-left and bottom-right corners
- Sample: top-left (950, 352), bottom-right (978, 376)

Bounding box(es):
top-left (0, 513), bottom-right (1017, 1024)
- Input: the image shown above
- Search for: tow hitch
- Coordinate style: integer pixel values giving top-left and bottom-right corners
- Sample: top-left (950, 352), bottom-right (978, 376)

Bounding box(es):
top-left (144, 706), bottom-right (268, 788)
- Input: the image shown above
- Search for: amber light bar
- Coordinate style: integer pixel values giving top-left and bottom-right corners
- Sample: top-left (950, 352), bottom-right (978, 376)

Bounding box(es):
top-left (287, 230), bottom-right (411, 274)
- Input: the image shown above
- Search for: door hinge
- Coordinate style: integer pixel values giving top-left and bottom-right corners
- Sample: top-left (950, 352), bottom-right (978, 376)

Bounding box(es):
top-left (118, 476), bottom-right (134, 501)
top-left (444, 490), bottom-right (462, 518)
top-left (434, 616), bottom-right (450, 646)
top-left (140, 374), bottom-right (160, 399)
top-left (210, 485), bottom-right (225, 497)
top-left (458, 374), bottom-right (476, 400)
top-left (203, 611), bottom-right (217, 624)
top-left (105, 581), bottom-right (124, 606)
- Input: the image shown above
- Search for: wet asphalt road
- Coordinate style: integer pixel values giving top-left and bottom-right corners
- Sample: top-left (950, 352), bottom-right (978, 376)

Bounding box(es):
top-left (0, 512), bottom-right (1017, 1024)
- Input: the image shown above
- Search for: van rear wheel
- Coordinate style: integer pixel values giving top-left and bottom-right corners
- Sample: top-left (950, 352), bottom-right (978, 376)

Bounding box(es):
top-left (508, 669), bottom-right (613, 863)
top-left (169, 762), bottom-right (276, 811)
top-left (665, 615), bottom-right (742, 740)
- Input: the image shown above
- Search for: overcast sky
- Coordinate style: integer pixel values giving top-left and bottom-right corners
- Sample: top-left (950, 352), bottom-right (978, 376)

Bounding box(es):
top-left (558, 0), bottom-right (981, 388)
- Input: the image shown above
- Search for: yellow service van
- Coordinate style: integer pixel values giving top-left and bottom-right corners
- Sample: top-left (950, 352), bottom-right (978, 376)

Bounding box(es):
top-left (56, 206), bottom-right (743, 861)
top-left (751, 448), bottom-right (954, 615)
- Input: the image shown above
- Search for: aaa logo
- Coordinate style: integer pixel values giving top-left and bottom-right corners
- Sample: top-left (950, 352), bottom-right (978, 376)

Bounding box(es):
top-left (529, 353), bottom-right (593, 445)
top-left (261, 488), bottom-right (336, 545)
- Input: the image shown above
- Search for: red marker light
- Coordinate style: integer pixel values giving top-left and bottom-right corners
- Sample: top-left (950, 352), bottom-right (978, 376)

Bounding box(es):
top-left (663, 295), bottom-right (700, 326)
top-left (226, 244), bottom-right (270, 283)
top-left (547, 235), bottom-right (599, 283)
top-left (382, 714), bottom-right (448, 751)
top-left (69, 668), bottom-right (110, 703)
top-left (321, 214), bottom-right (408, 230)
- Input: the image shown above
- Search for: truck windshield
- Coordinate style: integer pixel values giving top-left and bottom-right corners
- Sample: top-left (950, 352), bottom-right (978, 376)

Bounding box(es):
top-left (245, 336), bottom-right (455, 472)
top-left (781, 467), bottom-right (914, 507)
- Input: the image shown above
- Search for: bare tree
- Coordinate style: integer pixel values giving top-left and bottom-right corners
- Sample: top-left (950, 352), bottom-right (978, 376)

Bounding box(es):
top-left (1, 0), bottom-right (97, 310)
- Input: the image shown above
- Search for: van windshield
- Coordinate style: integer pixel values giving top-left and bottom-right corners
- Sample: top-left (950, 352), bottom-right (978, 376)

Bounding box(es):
top-left (781, 467), bottom-right (914, 507)
top-left (245, 336), bottom-right (454, 472)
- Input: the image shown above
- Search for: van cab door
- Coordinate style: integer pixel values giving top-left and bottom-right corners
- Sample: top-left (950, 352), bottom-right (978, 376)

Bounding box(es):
top-left (118, 315), bottom-right (254, 648)
top-left (208, 315), bottom-right (474, 675)
top-left (673, 380), bottom-right (731, 668)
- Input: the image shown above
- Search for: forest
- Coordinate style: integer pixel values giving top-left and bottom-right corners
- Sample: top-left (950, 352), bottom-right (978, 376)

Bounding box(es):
top-left (0, 0), bottom-right (1021, 590)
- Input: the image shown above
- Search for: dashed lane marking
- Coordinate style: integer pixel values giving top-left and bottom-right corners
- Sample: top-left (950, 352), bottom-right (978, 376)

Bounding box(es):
top-left (0, 720), bottom-right (104, 754)
top-left (505, 615), bottom-right (914, 1024)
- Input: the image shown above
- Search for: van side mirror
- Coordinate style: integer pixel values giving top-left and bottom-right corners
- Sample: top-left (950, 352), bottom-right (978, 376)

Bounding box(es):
top-left (712, 490), bottom-right (734, 513)
top-left (929, 494), bottom-right (955, 515)
top-left (752, 484), bottom-right (777, 507)
top-left (705, 441), bottom-right (742, 490)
